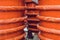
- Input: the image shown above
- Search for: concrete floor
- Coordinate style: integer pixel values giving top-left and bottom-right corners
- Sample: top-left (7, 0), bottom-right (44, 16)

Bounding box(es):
top-left (25, 32), bottom-right (39, 40)
top-left (26, 35), bottom-right (39, 40)
top-left (24, 27), bottom-right (39, 40)
top-left (33, 34), bottom-right (39, 40)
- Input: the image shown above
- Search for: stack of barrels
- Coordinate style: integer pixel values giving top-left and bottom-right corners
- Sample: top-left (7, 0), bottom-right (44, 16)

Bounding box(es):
top-left (25, 0), bottom-right (39, 39)
top-left (0, 0), bottom-right (60, 40)
top-left (25, 0), bottom-right (39, 33)
top-left (0, 0), bottom-right (26, 40)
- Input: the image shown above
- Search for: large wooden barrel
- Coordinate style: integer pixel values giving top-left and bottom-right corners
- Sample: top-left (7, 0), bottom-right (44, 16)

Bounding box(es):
top-left (0, 0), bottom-right (26, 40)
top-left (37, 0), bottom-right (60, 40)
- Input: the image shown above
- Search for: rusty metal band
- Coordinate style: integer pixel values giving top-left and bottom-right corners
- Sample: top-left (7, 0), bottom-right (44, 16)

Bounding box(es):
top-left (37, 15), bottom-right (60, 23)
top-left (26, 13), bottom-right (38, 15)
top-left (27, 18), bottom-right (39, 22)
top-left (0, 6), bottom-right (25, 11)
top-left (37, 25), bottom-right (60, 35)
top-left (36, 5), bottom-right (60, 10)
top-left (38, 33), bottom-right (53, 40)
top-left (28, 28), bottom-right (38, 31)
top-left (1, 5), bottom-right (60, 10)
top-left (0, 25), bottom-right (25, 34)
top-left (0, 16), bottom-right (27, 24)
top-left (28, 24), bottom-right (37, 26)
top-left (5, 33), bottom-right (25, 40)
top-left (27, 5), bottom-right (60, 10)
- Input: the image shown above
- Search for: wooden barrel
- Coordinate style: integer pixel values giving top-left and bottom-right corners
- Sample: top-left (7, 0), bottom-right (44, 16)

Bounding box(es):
top-left (0, 0), bottom-right (26, 40)
top-left (37, 0), bottom-right (60, 40)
